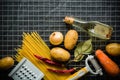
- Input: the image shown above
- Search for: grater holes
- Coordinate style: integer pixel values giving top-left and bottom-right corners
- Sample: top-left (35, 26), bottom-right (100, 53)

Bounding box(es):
top-left (20, 77), bottom-right (23, 80)
top-left (22, 65), bottom-right (25, 68)
top-left (18, 75), bottom-right (21, 78)
top-left (34, 76), bottom-right (36, 79)
top-left (29, 70), bottom-right (33, 75)
top-left (9, 58), bottom-right (44, 80)
top-left (15, 73), bottom-right (18, 75)
top-left (17, 69), bottom-right (37, 80)
top-left (29, 77), bottom-right (33, 80)
top-left (31, 74), bottom-right (34, 77)
top-left (34, 75), bottom-right (37, 79)
top-left (22, 72), bottom-right (25, 75)
top-left (23, 65), bottom-right (28, 70)
top-left (31, 73), bottom-right (35, 77)
top-left (26, 69), bottom-right (30, 73)
top-left (24, 67), bottom-right (27, 70)
top-left (24, 74), bottom-right (27, 77)
top-left (31, 74), bottom-right (36, 79)
top-left (29, 72), bottom-right (31, 75)
top-left (31, 74), bottom-right (37, 79)
top-left (27, 76), bottom-right (30, 79)
top-left (27, 74), bottom-right (32, 80)
top-left (20, 69), bottom-right (25, 75)
top-left (20, 70), bottom-right (22, 73)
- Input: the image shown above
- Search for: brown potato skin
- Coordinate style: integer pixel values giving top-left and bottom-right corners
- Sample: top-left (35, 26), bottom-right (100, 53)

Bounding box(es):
top-left (50, 47), bottom-right (70, 62)
top-left (106, 43), bottom-right (120, 56)
top-left (64, 30), bottom-right (78, 50)
top-left (0, 57), bottom-right (14, 70)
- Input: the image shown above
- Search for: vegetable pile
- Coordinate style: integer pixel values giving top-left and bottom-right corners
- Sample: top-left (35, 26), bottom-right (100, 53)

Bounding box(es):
top-left (46, 16), bottom-right (120, 78)
top-left (2, 16), bottom-right (120, 80)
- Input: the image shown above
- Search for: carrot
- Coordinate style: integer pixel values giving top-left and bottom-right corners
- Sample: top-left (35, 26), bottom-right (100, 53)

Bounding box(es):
top-left (95, 49), bottom-right (120, 76)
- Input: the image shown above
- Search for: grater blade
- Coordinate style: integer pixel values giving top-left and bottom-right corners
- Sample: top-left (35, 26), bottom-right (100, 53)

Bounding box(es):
top-left (8, 58), bottom-right (44, 80)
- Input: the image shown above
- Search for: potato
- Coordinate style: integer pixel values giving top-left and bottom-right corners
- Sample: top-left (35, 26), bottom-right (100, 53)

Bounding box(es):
top-left (0, 56), bottom-right (14, 70)
top-left (49, 32), bottom-right (63, 45)
top-left (50, 47), bottom-right (70, 62)
top-left (106, 43), bottom-right (120, 56)
top-left (64, 30), bottom-right (78, 50)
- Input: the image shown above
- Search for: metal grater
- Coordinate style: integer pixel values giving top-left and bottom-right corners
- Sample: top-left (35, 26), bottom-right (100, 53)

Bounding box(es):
top-left (8, 58), bottom-right (44, 80)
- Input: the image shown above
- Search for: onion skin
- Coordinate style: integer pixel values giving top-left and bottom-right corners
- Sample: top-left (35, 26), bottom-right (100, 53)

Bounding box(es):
top-left (49, 32), bottom-right (63, 45)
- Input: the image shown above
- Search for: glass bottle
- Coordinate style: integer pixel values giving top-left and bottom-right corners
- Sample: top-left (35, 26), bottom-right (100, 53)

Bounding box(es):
top-left (63, 16), bottom-right (113, 40)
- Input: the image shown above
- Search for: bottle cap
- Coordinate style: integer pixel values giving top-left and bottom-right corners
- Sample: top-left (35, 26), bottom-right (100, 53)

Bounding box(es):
top-left (63, 16), bottom-right (74, 24)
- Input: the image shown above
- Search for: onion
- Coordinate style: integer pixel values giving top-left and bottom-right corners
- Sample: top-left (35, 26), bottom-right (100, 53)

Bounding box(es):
top-left (49, 32), bottom-right (63, 45)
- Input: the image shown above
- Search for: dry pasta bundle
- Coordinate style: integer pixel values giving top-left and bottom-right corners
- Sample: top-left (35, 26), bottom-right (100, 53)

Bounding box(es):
top-left (15, 32), bottom-right (70, 80)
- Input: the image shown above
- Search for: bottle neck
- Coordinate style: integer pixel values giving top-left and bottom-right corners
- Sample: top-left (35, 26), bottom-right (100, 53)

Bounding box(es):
top-left (64, 16), bottom-right (87, 24)
top-left (63, 16), bottom-right (74, 24)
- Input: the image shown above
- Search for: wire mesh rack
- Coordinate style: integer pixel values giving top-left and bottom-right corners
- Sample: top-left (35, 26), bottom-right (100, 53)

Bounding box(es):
top-left (0, 0), bottom-right (120, 80)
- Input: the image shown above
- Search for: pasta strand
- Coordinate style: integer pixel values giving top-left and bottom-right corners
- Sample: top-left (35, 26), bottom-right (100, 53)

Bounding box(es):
top-left (15, 32), bottom-right (70, 80)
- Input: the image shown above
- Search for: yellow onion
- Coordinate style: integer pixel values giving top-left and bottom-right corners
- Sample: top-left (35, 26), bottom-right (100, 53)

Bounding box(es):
top-left (49, 32), bottom-right (63, 45)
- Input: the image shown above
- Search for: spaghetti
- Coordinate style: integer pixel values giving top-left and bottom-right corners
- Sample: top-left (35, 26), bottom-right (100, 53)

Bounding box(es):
top-left (15, 32), bottom-right (70, 80)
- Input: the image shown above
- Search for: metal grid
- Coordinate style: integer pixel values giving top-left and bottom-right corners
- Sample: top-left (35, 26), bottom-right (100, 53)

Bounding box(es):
top-left (0, 0), bottom-right (120, 80)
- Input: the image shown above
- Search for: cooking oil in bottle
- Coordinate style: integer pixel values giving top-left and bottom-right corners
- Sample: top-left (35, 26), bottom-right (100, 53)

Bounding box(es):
top-left (63, 16), bottom-right (113, 40)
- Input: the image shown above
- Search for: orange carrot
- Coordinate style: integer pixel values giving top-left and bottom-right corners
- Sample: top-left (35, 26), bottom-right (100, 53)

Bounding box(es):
top-left (95, 49), bottom-right (120, 76)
